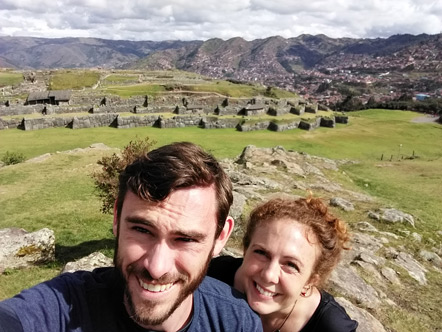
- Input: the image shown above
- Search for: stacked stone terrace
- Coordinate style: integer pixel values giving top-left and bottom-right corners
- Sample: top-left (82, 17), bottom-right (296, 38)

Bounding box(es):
top-left (0, 92), bottom-right (348, 131)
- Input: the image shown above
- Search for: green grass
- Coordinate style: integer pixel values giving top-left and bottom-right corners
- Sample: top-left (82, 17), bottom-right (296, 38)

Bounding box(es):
top-left (0, 109), bottom-right (441, 331)
top-left (102, 74), bottom-right (139, 84)
top-left (49, 70), bottom-right (100, 90)
top-left (0, 71), bottom-right (23, 87)
top-left (180, 80), bottom-right (298, 98)
top-left (100, 84), bottom-right (166, 97)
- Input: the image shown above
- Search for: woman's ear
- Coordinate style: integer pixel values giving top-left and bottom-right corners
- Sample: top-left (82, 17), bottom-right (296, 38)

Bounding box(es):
top-left (301, 274), bottom-right (320, 297)
top-left (308, 273), bottom-right (320, 287)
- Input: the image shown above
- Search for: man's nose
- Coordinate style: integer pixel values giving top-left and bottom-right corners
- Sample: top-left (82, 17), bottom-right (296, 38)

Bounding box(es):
top-left (144, 241), bottom-right (174, 280)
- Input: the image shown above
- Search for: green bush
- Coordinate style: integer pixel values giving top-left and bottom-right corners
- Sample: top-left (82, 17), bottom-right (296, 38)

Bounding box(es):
top-left (1, 151), bottom-right (26, 165)
top-left (92, 136), bottom-right (156, 214)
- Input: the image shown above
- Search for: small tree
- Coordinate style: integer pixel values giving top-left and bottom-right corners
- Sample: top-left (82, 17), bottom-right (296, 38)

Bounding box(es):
top-left (92, 136), bottom-right (156, 214)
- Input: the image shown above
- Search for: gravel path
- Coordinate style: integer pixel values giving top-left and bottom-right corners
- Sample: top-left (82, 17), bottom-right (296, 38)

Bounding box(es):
top-left (411, 116), bottom-right (439, 123)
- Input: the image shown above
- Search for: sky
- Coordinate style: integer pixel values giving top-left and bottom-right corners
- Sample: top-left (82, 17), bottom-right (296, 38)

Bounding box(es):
top-left (1, 0), bottom-right (441, 41)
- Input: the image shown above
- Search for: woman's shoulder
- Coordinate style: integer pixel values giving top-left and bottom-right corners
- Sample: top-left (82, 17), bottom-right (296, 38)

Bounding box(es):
top-left (207, 256), bottom-right (243, 286)
top-left (301, 290), bottom-right (358, 332)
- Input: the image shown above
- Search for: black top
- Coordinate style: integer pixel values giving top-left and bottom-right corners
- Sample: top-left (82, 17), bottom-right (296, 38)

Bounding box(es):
top-left (208, 256), bottom-right (358, 332)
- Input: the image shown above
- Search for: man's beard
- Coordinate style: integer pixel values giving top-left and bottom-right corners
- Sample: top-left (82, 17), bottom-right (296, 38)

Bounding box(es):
top-left (114, 239), bottom-right (212, 327)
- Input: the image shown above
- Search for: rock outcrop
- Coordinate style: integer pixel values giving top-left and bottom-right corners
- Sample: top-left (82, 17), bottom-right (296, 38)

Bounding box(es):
top-left (0, 227), bottom-right (55, 273)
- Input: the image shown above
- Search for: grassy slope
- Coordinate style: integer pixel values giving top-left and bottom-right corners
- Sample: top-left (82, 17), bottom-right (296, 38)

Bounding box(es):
top-left (0, 71), bottom-right (23, 87)
top-left (0, 109), bottom-right (441, 331)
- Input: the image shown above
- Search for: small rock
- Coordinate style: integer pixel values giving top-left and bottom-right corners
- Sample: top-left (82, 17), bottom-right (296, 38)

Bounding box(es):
top-left (393, 252), bottom-right (427, 285)
top-left (330, 197), bottom-right (354, 211)
top-left (398, 229), bottom-right (410, 237)
top-left (380, 208), bottom-right (415, 227)
top-left (357, 222), bottom-right (378, 232)
top-left (411, 232), bottom-right (422, 242)
top-left (384, 247), bottom-right (399, 259)
top-left (368, 211), bottom-right (380, 221)
top-left (379, 231), bottom-right (400, 240)
top-left (419, 250), bottom-right (442, 269)
top-left (381, 267), bottom-right (401, 285)
top-left (62, 252), bottom-right (113, 273)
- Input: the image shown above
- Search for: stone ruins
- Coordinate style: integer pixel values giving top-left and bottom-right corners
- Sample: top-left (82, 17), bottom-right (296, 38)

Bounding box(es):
top-left (0, 90), bottom-right (348, 131)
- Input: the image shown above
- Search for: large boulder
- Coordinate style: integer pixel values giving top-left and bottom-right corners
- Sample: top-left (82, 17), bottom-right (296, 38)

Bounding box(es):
top-left (336, 297), bottom-right (387, 332)
top-left (0, 227), bottom-right (55, 273)
top-left (329, 264), bottom-right (381, 309)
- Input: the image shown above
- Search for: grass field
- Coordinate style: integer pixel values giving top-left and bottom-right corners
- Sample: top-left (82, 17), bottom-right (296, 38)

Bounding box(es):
top-left (0, 109), bottom-right (441, 331)
top-left (0, 71), bottom-right (23, 87)
top-left (49, 70), bottom-right (101, 90)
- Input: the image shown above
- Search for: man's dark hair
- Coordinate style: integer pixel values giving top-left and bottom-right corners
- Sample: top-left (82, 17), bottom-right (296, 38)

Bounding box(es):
top-left (116, 142), bottom-right (233, 237)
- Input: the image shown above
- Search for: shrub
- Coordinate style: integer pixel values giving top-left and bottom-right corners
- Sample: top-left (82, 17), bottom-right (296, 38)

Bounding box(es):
top-left (1, 151), bottom-right (26, 165)
top-left (92, 136), bottom-right (156, 214)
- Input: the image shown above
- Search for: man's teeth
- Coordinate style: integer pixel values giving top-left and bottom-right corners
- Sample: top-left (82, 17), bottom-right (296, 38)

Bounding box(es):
top-left (256, 283), bottom-right (276, 297)
top-left (139, 279), bottom-right (173, 292)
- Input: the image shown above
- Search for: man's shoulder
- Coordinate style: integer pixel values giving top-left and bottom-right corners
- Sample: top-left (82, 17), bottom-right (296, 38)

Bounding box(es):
top-left (198, 275), bottom-right (245, 301)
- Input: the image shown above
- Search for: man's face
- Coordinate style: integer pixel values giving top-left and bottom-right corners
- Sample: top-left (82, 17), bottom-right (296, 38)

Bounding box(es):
top-left (113, 186), bottom-right (225, 330)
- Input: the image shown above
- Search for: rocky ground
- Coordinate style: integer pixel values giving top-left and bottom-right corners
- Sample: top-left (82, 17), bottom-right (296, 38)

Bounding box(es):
top-left (1, 144), bottom-right (441, 332)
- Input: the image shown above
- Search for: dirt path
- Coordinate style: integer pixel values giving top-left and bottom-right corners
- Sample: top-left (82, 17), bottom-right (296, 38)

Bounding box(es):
top-left (411, 115), bottom-right (439, 123)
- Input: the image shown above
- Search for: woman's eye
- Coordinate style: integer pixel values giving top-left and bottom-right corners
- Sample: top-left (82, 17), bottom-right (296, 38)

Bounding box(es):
top-left (286, 262), bottom-right (299, 272)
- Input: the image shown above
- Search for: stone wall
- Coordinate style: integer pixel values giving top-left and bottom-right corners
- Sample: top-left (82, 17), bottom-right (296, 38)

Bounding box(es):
top-left (268, 120), bottom-right (300, 132)
top-left (157, 115), bottom-right (203, 128)
top-left (0, 118), bottom-right (22, 130)
top-left (200, 117), bottom-right (240, 129)
top-left (71, 114), bottom-right (118, 129)
top-left (0, 105), bottom-right (45, 116)
top-left (299, 117), bottom-right (322, 131)
top-left (320, 117), bottom-right (336, 128)
top-left (116, 115), bottom-right (159, 129)
top-left (91, 105), bottom-right (135, 114)
top-left (290, 105), bottom-right (305, 115)
top-left (23, 117), bottom-right (73, 130)
top-left (335, 115), bottom-right (349, 124)
top-left (237, 120), bottom-right (270, 132)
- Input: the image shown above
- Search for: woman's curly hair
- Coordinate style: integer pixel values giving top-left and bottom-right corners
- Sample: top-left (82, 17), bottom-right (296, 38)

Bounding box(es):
top-left (243, 195), bottom-right (350, 288)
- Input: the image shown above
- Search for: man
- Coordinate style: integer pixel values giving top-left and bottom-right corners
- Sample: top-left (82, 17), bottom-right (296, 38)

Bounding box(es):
top-left (0, 142), bottom-right (262, 332)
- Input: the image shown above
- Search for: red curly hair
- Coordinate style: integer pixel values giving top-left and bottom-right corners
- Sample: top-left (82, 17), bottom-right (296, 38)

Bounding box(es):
top-left (243, 196), bottom-right (350, 288)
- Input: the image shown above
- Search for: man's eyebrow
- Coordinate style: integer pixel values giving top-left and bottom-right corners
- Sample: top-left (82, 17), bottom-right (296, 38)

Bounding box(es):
top-left (125, 216), bottom-right (208, 241)
top-left (125, 216), bottom-right (154, 226)
top-left (174, 230), bottom-right (207, 241)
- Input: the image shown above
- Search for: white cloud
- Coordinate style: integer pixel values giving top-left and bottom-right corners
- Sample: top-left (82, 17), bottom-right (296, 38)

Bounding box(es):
top-left (0, 0), bottom-right (440, 41)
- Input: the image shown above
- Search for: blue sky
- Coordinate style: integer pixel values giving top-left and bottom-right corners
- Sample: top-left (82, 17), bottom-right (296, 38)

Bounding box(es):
top-left (1, 0), bottom-right (441, 41)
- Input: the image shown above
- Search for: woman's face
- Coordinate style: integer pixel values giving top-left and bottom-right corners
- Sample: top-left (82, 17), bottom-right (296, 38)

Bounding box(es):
top-left (238, 218), bottom-right (319, 315)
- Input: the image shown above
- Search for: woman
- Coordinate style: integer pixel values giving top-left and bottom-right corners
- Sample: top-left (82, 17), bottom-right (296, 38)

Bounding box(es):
top-left (208, 196), bottom-right (358, 332)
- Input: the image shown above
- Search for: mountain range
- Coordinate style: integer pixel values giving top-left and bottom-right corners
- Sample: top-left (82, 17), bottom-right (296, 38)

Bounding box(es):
top-left (1, 34), bottom-right (441, 101)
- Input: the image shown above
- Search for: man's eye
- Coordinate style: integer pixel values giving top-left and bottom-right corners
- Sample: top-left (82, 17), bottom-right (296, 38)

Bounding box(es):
top-left (254, 249), bottom-right (267, 256)
top-left (133, 227), bottom-right (150, 234)
top-left (176, 237), bottom-right (196, 243)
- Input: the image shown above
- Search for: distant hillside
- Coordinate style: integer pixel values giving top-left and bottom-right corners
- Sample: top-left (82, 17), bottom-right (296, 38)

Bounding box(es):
top-left (1, 34), bottom-right (440, 100)
top-left (0, 36), bottom-right (201, 69)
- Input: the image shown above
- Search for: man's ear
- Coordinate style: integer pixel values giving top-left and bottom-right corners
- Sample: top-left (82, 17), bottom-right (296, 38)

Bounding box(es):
top-left (213, 216), bottom-right (234, 256)
top-left (113, 200), bottom-right (119, 237)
